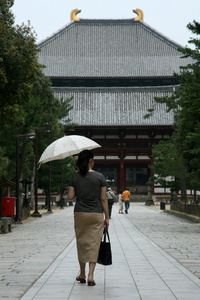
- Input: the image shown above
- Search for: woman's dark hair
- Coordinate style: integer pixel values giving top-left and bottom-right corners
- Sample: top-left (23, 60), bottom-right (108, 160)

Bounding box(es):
top-left (78, 150), bottom-right (94, 176)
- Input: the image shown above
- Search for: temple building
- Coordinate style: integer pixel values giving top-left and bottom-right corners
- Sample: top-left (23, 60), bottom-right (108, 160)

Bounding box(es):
top-left (37, 9), bottom-right (191, 195)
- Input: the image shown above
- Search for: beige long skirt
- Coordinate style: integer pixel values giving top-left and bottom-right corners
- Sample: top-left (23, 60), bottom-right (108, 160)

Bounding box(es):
top-left (74, 212), bottom-right (104, 263)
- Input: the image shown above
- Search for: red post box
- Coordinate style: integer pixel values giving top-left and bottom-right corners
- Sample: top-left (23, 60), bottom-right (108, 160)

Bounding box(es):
top-left (2, 197), bottom-right (16, 216)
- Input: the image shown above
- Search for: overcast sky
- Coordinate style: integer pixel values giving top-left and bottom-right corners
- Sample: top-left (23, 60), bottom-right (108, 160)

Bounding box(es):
top-left (12, 0), bottom-right (200, 47)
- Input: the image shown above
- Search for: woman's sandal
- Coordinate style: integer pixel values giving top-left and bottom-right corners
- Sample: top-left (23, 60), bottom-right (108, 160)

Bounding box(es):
top-left (88, 279), bottom-right (96, 286)
top-left (76, 276), bottom-right (86, 283)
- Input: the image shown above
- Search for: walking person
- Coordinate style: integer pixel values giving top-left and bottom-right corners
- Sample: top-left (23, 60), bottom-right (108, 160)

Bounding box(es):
top-left (62, 188), bottom-right (68, 206)
top-left (68, 150), bottom-right (109, 286)
top-left (118, 190), bottom-right (124, 214)
top-left (106, 187), bottom-right (116, 219)
top-left (122, 188), bottom-right (131, 214)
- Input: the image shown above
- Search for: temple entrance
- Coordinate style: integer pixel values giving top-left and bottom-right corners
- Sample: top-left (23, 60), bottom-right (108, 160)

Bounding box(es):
top-left (94, 161), bottom-right (149, 194)
top-left (94, 166), bottom-right (118, 192)
top-left (125, 165), bottom-right (148, 194)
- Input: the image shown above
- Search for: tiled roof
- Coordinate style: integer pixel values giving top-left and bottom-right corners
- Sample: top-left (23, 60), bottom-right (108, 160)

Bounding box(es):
top-left (54, 86), bottom-right (175, 126)
top-left (37, 19), bottom-right (191, 78)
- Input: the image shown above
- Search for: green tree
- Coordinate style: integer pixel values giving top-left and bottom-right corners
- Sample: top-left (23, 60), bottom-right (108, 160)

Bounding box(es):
top-left (0, 1), bottom-right (75, 216)
top-left (0, 147), bottom-right (9, 180)
top-left (145, 20), bottom-right (200, 198)
top-left (29, 71), bottom-right (74, 196)
top-left (0, 70), bottom-right (74, 217)
top-left (0, 70), bottom-right (74, 189)
top-left (151, 139), bottom-right (188, 201)
top-left (0, 0), bottom-right (40, 127)
top-left (38, 156), bottom-right (76, 204)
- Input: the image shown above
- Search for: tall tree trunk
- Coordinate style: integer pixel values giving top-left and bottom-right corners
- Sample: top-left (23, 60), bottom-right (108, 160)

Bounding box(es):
top-left (180, 177), bottom-right (187, 202)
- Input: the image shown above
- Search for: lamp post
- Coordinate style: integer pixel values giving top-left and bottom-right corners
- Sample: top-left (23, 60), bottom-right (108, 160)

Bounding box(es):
top-left (31, 124), bottom-right (50, 217)
top-left (46, 161), bottom-right (53, 213)
top-left (16, 133), bottom-right (35, 223)
top-left (145, 179), bottom-right (154, 206)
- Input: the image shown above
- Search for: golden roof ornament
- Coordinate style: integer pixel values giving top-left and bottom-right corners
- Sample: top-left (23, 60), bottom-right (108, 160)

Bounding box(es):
top-left (133, 8), bottom-right (144, 21)
top-left (70, 9), bottom-right (81, 21)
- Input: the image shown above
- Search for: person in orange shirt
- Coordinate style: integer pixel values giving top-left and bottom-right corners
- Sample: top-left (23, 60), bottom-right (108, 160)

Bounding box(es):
top-left (122, 188), bottom-right (131, 214)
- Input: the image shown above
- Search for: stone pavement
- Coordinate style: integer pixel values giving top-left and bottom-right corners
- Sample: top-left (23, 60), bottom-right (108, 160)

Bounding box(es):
top-left (0, 203), bottom-right (200, 299)
top-left (126, 204), bottom-right (200, 279)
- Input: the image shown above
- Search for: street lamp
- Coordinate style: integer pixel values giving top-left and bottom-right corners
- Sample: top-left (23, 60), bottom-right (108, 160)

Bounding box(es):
top-left (31, 124), bottom-right (50, 217)
top-left (16, 133), bottom-right (35, 223)
top-left (46, 161), bottom-right (53, 213)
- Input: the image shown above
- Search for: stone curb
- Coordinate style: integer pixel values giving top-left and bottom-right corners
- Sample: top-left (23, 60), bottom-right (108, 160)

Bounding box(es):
top-left (164, 209), bottom-right (200, 223)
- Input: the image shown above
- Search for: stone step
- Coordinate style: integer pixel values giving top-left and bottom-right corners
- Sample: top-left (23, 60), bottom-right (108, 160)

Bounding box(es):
top-left (130, 195), bottom-right (148, 202)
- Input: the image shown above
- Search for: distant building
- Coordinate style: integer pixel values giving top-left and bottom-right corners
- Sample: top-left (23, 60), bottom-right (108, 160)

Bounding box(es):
top-left (37, 9), bottom-right (191, 194)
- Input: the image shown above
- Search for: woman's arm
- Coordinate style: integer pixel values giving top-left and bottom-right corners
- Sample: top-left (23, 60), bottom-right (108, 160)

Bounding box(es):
top-left (68, 186), bottom-right (75, 200)
top-left (100, 186), bottom-right (109, 228)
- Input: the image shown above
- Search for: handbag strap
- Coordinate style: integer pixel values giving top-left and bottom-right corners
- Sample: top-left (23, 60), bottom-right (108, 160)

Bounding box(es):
top-left (107, 191), bottom-right (113, 200)
top-left (103, 227), bottom-right (110, 243)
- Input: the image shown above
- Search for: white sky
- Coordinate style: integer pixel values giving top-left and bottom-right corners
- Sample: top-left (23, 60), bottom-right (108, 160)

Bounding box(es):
top-left (12, 0), bottom-right (200, 47)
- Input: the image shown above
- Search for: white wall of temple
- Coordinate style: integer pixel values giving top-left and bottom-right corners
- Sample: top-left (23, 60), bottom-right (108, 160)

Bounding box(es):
top-left (154, 175), bottom-right (174, 194)
top-left (94, 155), bottom-right (150, 161)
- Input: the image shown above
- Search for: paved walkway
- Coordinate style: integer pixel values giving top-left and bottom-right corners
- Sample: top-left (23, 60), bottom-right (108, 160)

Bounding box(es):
top-left (1, 203), bottom-right (200, 299)
top-left (126, 204), bottom-right (200, 279)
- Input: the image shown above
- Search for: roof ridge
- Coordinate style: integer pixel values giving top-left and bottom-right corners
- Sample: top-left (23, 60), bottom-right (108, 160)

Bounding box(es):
top-left (37, 20), bottom-right (75, 47)
top-left (140, 21), bottom-right (183, 49)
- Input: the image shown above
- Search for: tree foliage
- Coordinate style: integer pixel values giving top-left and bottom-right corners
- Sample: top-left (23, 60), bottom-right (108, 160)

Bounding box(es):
top-left (146, 20), bottom-right (200, 197)
top-left (38, 156), bottom-right (76, 196)
top-left (0, 0), bottom-right (40, 126)
top-left (0, 1), bottom-right (75, 201)
top-left (0, 1), bottom-right (75, 213)
top-left (151, 139), bottom-right (188, 200)
top-left (0, 70), bottom-right (74, 186)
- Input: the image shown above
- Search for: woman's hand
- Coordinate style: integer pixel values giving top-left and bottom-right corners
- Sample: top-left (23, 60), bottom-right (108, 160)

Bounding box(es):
top-left (104, 218), bottom-right (109, 229)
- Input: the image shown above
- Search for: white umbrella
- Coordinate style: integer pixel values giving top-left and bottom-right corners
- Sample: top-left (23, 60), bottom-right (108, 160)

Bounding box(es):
top-left (38, 135), bottom-right (101, 164)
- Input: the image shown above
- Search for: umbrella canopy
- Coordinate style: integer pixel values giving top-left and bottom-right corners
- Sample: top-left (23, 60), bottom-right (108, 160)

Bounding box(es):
top-left (38, 135), bottom-right (101, 164)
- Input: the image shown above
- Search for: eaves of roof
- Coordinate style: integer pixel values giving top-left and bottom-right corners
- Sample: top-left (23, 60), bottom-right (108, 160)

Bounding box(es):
top-left (54, 86), bottom-right (175, 127)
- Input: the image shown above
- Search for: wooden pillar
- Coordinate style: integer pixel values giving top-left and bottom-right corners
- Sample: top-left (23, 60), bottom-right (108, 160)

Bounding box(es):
top-left (120, 151), bottom-right (125, 191)
top-left (150, 155), bottom-right (154, 193)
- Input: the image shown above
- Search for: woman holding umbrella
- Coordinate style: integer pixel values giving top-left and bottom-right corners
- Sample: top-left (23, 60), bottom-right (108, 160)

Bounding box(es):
top-left (68, 150), bottom-right (109, 286)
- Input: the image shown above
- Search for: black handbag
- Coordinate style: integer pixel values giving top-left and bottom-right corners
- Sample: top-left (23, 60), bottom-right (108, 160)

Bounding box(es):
top-left (97, 227), bottom-right (112, 266)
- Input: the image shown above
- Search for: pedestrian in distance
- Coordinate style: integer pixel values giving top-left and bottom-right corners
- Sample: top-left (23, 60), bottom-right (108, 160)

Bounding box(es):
top-left (62, 188), bottom-right (68, 206)
top-left (68, 150), bottom-right (109, 286)
top-left (106, 187), bottom-right (116, 219)
top-left (118, 190), bottom-right (124, 214)
top-left (122, 188), bottom-right (131, 214)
